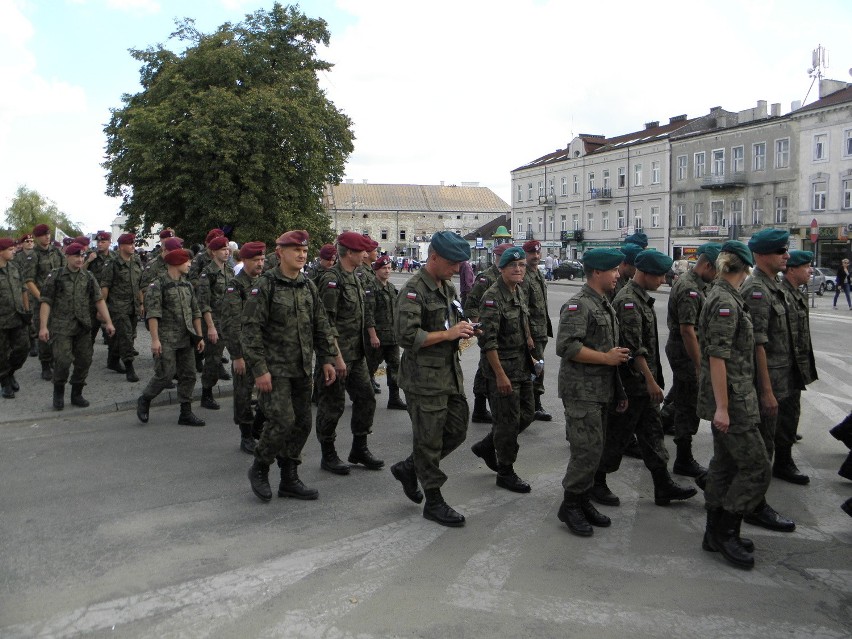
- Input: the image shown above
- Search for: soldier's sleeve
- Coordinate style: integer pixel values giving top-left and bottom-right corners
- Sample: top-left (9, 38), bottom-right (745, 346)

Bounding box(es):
top-left (221, 283), bottom-right (244, 358)
top-left (704, 295), bottom-right (738, 360)
top-left (100, 261), bottom-right (115, 290)
top-left (308, 280), bottom-right (337, 365)
top-left (145, 281), bottom-right (163, 319)
top-left (395, 284), bottom-right (426, 352)
top-left (196, 272), bottom-right (212, 314)
top-left (616, 295), bottom-right (648, 358)
top-left (88, 272), bottom-right (103, 303)
top-left (39, 270), bottom-right (57, 305)
top-left (478, 291), bottom-right (500, 352)
top-left (555, 296), bottom-right (589, 360)
top-left (363, 277), bottom-right (376, 329)
top-left (23, 254), bottom-right (36, 284)
top-left (317, 272), bottom-right (341, 337)
top-left (463, 275), bottom-right (489, 318)
top-left (189, 286), bottom-right (201, 320)
top-left (241, 279), bottom-right (269, 377)
top-left (742, 282), bottom-right (769, 345)
top-left (675, 287), bottom-right (701, 326)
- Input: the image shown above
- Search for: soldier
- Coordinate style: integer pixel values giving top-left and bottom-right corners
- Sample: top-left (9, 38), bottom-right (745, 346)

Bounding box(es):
top-left (554, 248), bottom-right (630, 536)
top-left (141, 236), bottom-right (184, 289)
top-left (83, 231), bottom-right (117, 346)
top-left (366, 254), bottom-right (407, 410)
top-left (135, 249), bottom-right (206, 427)
top-left (315, 231), bottom-right (382, 474)
top-left (13, 233), bottom-right (37, 357)
top-left (591, 250), bottom-right (697, 508)
top-left (197, 235), bottom-right (235, 410)
top-left (99, 233), bottom-right (144, 382)
top-left (698, 241), bottom-right (768, 570)
top-left (357, 237), bottom-right (380, 393)
top-left (775, 250), bottom-right (819, 483)
top-left (39, 242), bottom-right (115, 410)
top-left (245, 231), bottom-right (337, 502)
top-left (221, 241), bottom-right (266, 454)
top-left (188, 228), bottom-right (225, 285)
top-left (521, 239), bottom-right (553, 421)
top-left (739, 229), bottom-right (797, 532)
top-left (24, 224), bottom-right (66, 380)
top-left (610, 242), bottom-right (643, 301)
top-left (0, 238), bottom-right (31, 399)
top-left (664, 242), bottom-right (721, 478)
top-left (390, 231), bottom-right (475, 526)
top-left (305, 243), bottom-right (337, 284)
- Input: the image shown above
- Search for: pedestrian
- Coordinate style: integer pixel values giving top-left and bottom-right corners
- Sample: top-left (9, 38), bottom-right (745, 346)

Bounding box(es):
top-left (390, 231), bottom-right (475, 526)
top-left (24, 223), bottom-right (66, 381)
top-left (697, 240), bottom-right (768, 569)
top-left (244, 231), bottom-right (338, 502)
top-left (197, 235), bottom-right (235, 410)
top-left (135, 248), bottom-right (206, 427)
top-left (544, 252), bottom-right (554, 281)
top-left (554, 248), bottom-right (630, 536)
top-left (39, 242), bottom-right (115, 410)
top-left (521, 239), bottom-right (553, 421)
top-left (832, 258), bottom-right (851, 309)
top-left (366, 254), bottom-right (407, 410)
top-left (0, 237), bottom-right (31, 399)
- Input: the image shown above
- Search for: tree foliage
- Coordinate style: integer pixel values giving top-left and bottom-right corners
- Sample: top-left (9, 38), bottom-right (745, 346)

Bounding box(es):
top-left (103, 3), bottom-right (354, 249)
top-left (3, 186), bottom-right (82, 238)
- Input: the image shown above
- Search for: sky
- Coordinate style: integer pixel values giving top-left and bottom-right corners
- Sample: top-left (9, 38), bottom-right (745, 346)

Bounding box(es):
top-left (2, 0), bottom-right (852, 234)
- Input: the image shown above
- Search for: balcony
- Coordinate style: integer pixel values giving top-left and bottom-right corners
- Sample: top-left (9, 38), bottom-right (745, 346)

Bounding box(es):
top-left (589, 187), bottom-right (613, 201)
top-left (701, 173), bottom-right (747, 190)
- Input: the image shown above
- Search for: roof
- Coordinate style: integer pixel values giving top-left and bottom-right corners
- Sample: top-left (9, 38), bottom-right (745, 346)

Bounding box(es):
top-left (463, 214), bottom-right (511, 241)
top-left (793, 84), bottom-right (852, 114)
top-left (325, 183), bottom-right (510, 214)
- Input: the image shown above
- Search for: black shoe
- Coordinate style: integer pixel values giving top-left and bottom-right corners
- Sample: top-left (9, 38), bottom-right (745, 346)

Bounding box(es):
top-left (842, 497), bottom-right (852, 517)
top-left (829, 414), bottom-right (852, 449)
top-left (124, 361), bottom-right (139, 383)
top-left (673, 442), bottom-right (707, 478)
top-left (471, 435), bottom-right (498, 472)
top-left (623, 436), bottom-right (642, 459)
top-left (773, 459), bottom-right (810, 485)
top-left (320, 442), bottom-right (350, 475)
top-left (702, 508), bottom-right (754, 553)
top-left (580, 495), bottom-right (611, 527)
top-left (178, 403), bottom-right (206, 427)
top-left (652, 468), bottom-right (697, 505)
top-left (710, 510), bottom-right (754, 569)
top-left (496, 465), bottom-right (531, 493)
top-left (41, 362), bottom-right (53, 381)
top-left (248, 459), bottom-right (272, 502)
top-left (9, 375), bottom-right (19, 392)
top-left (52, 383), bottom-right (64, 410)
top-left (200, 388), bottom-right (220, 410)
top-left (557, 497), bottom-right (593, 537)
top-left (348, 435), bottom-right (384, 469)
top-left (137, 396), bottom-right (151, 423)
top-left (391, 457), bottom-right (423, 504)
top-left (743, 501), bottom-right (795, 532)
top-left (107, 358), bottom-right (126, 374)
top-left (471, 409), bottom-right (493, 424)
top-left (387, 396), bottom-right (408, 410)
top-left (70, 384), bottom-right (90, 408)
top-left (277, 459), bottom-right (319, 500)
top-left (221, 356), bottom-right (229, 364)
top-left (218, 364), bottom-right (231, 381)
top-left (1, 377), bottom-right (14, 399)
top-left (590, 473), bottom-right (620, 506)
top-left (534, 409), bottom-right (552, 422)
top-left (838, 452), bottom-right (852, 481)
top-left (240, 437), bottom-right (256, 454)
top-left (423, 489), bottom-right (465, 527)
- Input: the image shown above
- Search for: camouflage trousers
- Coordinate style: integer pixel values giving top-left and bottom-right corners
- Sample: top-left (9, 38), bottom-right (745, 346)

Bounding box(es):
top-left (142, 340), bottom-right (197, 404)
top-left (561, 400), bottom-right (609, 495)
top-left (487, 376), bottom-right (535, 466)
top-left (366, 342), bottom-right (400, 388)
top-left (776, 391), bottom-right (801, 449)
top-left (315, 356), bottom-right (376, 443)
top-left (665, 353), bottom-right (700, 444)
top-left (704, 424), bottom-right (771, 515)
top-left (407, 392), bottom-right (469, 491)
top-left (599, 394), bottom-right (669, 474)
top-left (233, 366), bottom-right (255, 430)
top-left (255, 375), bottom-right (312, 465)
top-left (472, 363), bottom-right (487, 397)
top-left (51, 323), bottom-right (94, 386)
top-left (109, 310), bottom-right (138, 362)
top-left (757, 412), bottom-right (778, 462)
top-left (34, 301), bottom-right (52, 364)
top-left (531, 337), bottom-right (548, 397)
top-left (201, 320), bottom-right (225, 389)
top-left (0, 324), bottom-right (29, 381)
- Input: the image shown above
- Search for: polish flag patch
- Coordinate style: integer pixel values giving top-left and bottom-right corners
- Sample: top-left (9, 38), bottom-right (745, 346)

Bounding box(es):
top-left (406, 292), bottom-right (417, 300)
top-left (250, 288), bottom-right (259, 296)
top-left (484, 300), bottom-right (496, 307)
top-left (688, 291), bottom-right (699, 298)
top-left (567, 304), bottom-right (579, 312)
top-left (719, 308), bottom-right (731, 316)
top-left (226, 287), bottom-right (235, 293)
top-left (751, 291), bottom-right (763, 299)
top-left (326, 281), bottom-right (337, 289)
top-left (478, 277), bottom-right (488, 284)
top-left (623, 302), bottom-right (635, 309)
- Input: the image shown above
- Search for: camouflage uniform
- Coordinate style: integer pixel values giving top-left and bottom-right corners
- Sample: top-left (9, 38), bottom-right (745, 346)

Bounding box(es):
top-left (188, 250), bottom-right (213, 286)
top-left (196, 260), bottom-right (235, 390)
top-left (13, 249), bottom-right (36, 349)
top-left (222, 269), bottom-right (260, 441)
top-left (464, 264), bottom-right (500, 410)
top-left (697, 278), bottom-right (771, 515)
top-left (23, 242), bottom-right (65, 365)
top-left (521, 262), bottom-right (553, 402)
top-left (396, 269), bottom-right (469, 490)
top-left (609, 272), bottom-right (631, 301)
top-left (366, 278), bottom-right (402, 393)
top-left (0, 260), bottom-right (30, 388)
top-left (85, 249), bottom-right (117, 342)
top-left (99, 253), bottom-right (143, 364)
top-left (140, 254), bottom-right (167, 290)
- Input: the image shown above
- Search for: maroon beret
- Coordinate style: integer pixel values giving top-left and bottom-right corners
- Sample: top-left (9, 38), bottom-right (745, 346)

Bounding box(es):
top-left (64, 243), bottom-right (85, 256)
top-left (319, 243), bottom-right (336, 260)
top-left (95, 230), bottom-right (111, 241)
top-left (163, 249), bottom-right (192, 266)
top-left (337, 231), bottom-right (372, 252)
top-left (239, 241), bottom-right (266, 259)
top-left (74, 236), bottom-right (90, 246)
top-left (117, 233), bottom-right (135, 245)
top-left (159, 228), bottom-right (175, 239)
top-left (207, 236), bottom-right (229, 251)
top-left (0, 238), bottom-right (15, 251)
top-left (18, 233), bottom-right (33, 243)
top-left (372, 255), bottom-right (391, 270)
top-left (522, 240), bottom-right (541, 253)
top-left (364, 235), bottom-right (379, 251)
top-left (277, 230), bottom-right (310, 247)
top-left (33, 224), bottom-right (50, 237)
top-left (205, 228), bottom-right (225, 244)
top-left (493, 243), bottom-right (512, 257)
top-left (62, 237), bottom-right (74, 246)
top-left (162, 237), bottom-right (184, 252)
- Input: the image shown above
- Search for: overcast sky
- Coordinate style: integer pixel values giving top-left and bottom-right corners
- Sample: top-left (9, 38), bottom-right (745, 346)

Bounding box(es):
top-left (2, 0), bottom-right (851, 233)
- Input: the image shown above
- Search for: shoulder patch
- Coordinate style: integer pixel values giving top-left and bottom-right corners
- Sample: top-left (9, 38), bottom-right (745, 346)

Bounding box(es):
top-left (149, 282), bottom-right (156, 287)
top-left (478, 277), bottom-right (487, 284)
top-left (688, 290), bottom-right (699, 298)
top-left (326, 281), bottom-right (338, 289)
top-left (484, 300), bottom-right (496, 307)
top-left (226, 287), bottom-right (235, 293)
top-left (719, 308), bottom-right (731, 316)
top-left (406, 291), bottom-right (417, 300)
top-left (751, 291), bottom-right (763, 299)
top-left (567, 303), bottom-right (579, 311)
top-left (250, 288), bottom-right (260, 296)
top-left (623, 302), bottom-right (635, 309)
top-left (47, 272), bottom-right (52, 278)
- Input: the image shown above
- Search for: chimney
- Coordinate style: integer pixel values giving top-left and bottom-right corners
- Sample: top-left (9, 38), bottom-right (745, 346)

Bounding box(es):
top-left (644, 121), bottom-right (659, 130)
top-left (669, 114), bottom-right (687, 123)
top-left (756, 100), bottom-right (767, 118)
top-left (791, 100), bottom-right (802, 111)
top-left (771, 103), bottom-right (781, 117)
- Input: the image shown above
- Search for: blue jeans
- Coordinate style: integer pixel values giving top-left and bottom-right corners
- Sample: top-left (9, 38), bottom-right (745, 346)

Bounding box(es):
top-left (833, 283), bottom-right (851, 308)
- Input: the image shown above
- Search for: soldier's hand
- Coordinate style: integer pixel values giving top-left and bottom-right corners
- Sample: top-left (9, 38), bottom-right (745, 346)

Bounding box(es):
top-left (105, 323), bottom-right (116, 337)
top-left (207, 327), bottom-right (218, 344)
top-left (233, 357), bottom-right (246, 376)
top-left (334, 355), bottom-right (347, 380)
top-left (448, 321), bottom-right (474, 341)
top-left (615, 399), bottom-right (629, 413)
top-left (255, 372), bottom-right (272, 393)
top-left (496, 372), bottom-right (513, 396)
top-left (86, 252), bottom-right (97, 263)
top-left (151, 338), bottom-right (162, 357)
top-left (322, 363), bottom-right (336, 386)
top-left (759, 390), bottom-right (778, 418)
top-left (196, 339), bottom-right (205, 354)
top-left (647, 380), bottom-right (664, 404)
top-left (370, 335), bottom-right (380, 349)
top-left (712, 407), bottom-right (730, 433)
top-left (39, 328), bottom-right (49, 342)
top-left (603, 347), bottom-right (630, 366)
top-left (527, 336), bottom-right (535, 350)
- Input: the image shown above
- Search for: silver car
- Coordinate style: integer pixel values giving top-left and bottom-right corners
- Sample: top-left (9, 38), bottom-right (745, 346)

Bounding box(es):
top-left (811, 267), bottom-right (837, 295)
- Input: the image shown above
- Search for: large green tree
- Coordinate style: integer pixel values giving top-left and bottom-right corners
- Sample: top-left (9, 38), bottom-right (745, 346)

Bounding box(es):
top-left (3, 186), bottom-right (82, 238)
top-left (103, 3), bottom-right (354, 248)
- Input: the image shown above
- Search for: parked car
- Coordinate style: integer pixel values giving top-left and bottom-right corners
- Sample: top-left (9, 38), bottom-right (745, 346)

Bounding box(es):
top-left (553, 259), bottom-right (584, 280)
top-left (812, 267), bottom-right (836, 294)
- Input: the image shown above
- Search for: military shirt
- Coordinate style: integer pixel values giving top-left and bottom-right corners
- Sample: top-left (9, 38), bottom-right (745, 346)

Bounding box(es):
top-left (196, 261), bottom-right (235, 320)
top-left (0, 261), bottom-right (27, 329)
top-left (478, 278), bottom-right (531, 382)
top-left (609, 272), bottom-right (631, 301)
top-left (261, 250), bottom-right (279, 273)
top-left (463, 265), bottom-right (499, 319)
top-left (188, 250), bottom-right (212, 287)
top-left (372, 280), bottom-right (400, 345)
top-left (241, 269), bottom-right (336, 379)
top-left (613, 279), bottom-right (663, 397)
top-left (85, 250), bottom-right (117, 286)
top-left (555, 284), bottom-right (624, 403)
top-left (521, 265), bottom-right (553, 340)
top-left (317, 263), bottom-right (366, 361)
top-left (697, 278), bottom-right (760, 429)
top-left (144, 274), bottom-right (201, 347)
top-left (355, 264), bottom-right (377, 329)
top-left (665, 269), bottom-right (707, 364)
top-left (221, 270), bottom-right (257, 361)
top-left (100, 253), bottom-right (143, 315)
top-left (24, 244), bottom-right (65, 291)
top-left (141, 254), bottom-right (167, 290)
top-left (782, 278), bottom-right (818, 386)
top-left (395, 269), bottom-right (465, 396)
top-left (39, 267), bottom-right (101, 334)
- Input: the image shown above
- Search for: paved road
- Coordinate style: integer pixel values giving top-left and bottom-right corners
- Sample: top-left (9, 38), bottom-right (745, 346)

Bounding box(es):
top-left (1, 274), bottom-right (850, 638)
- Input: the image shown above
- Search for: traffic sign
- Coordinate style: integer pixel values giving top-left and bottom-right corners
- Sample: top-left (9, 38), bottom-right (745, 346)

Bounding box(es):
top-left (810, 218), bottom-right (819, 244)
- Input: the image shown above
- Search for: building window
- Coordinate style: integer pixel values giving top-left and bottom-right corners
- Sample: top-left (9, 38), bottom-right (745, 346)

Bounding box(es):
top-left (775, 138), bottom-right (790, 168)
top-left (651, 206), bottom-right (660, 228)
top-left (651, 161), bottom-right (660, 184)
top-left (548, 215), bottom-right (554, 233)
top-left (753, 142), bottom-right (766, 171)
top-left (602, 211), bottom-right (610, 230)
top-left (694, 152), bottom-right (705, 178)
top-left (617, 209), bottom-right (626, 229)
top-left (399, 229), bottom-right (406, 240)
top-left (381, 229), bottom-right (388, 240)
top-left (548, 179), bottom-right (554, 195)
top-left (812, 181), bottom-right (827, 210)
top-left (538, 217), bottom-right (543, 233)
top-left (617, 167), bottom-right (626, 188)
top-left (712, 149), bottom-right (725, 176)
top-left (561, 176), bottom-right (567, 195)
top-left (634, 163), bottom-right (643, 187)
top-left (538, 181), bottom-right (544, 198)
top-left (527, 183), bottom-right (533, 200)
top-left (634, 213), bottom-right (643, 230)
top-left (693, 202), bottom-right (703, 227)
top-left (677, 155), bottom-right (687, 181)
top-left (572, 214), bottom-right (579, 230)
top-left (587, 212), bottom-right (594, 231)
top-left (676, 204), bottom-right (686, 228)
top-left (517, 185), bottom-right (522, 202)
top-left (527, 218), bottom-right (533, 234)
top-left (775, 197), bottom-right (788, 223)
top-left (711, 200), bottom-right (724, 226)
top-left (845, 130), bottom-right (852, 157)
top-left (730, 200), bottom-right (743, 226)
top-left (732, 146), bottom-right (744, 173)
top-left (560, 215), bottom-right (566, 231)
top-left (751, 198), bottom-right (763, 225)
top-left (588, 172), bottom-right (595, 193)
top-left (843, 179), bottom-right (852, 209)
top-left (814, 133), bottom-right (828, 161)
top-left (573, 175), bottom-right (579, 195)
top-left (603, 169), bottom-right (610, 190)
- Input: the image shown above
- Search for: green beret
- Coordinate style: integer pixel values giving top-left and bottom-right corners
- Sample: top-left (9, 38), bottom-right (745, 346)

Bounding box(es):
top-left (499, 246), bottom-right (526, 268)
top-left (786, 250), bottom-right (813, 268)
top-left (696, 242), bottom-right (722, 264)
top-left (430, 231), bottom-right (471, 262)
top-left (620, 242), bottom-right (643, 265)
top-left (582, 248), bottom-right (624, 271)
top-left (624, 232), bottom-right (648, 248)
top-left (748, 228), bottom-right (789, 254)
top-left (634, 249), bottom-right (673, 275)
top-left (721, 240), bottom-right (754, 266)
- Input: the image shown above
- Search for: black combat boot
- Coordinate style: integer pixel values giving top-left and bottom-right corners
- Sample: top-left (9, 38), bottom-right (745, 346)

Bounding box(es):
top-left (136, 395), bottom-right (151, 423)
top-left (651, 467), bottom-right (698, 505)
top-left (673, 439), bottom-right (707, 478)
top-left (200, 387), bottom-right (220, 410)
top-left (422, 488), bottom-right (465, 527)
top-left (710, 510), bottom-right (754, 569)
top-left (496, 463), bottom-right (531, 493)
top-left (41, 361), bottom-right (53, 381)
top-left (842, 497), bottom-right (852, 517)
top-left (386, 383), bottom-right (407, 410)
top-left (320, 441), bottom-right (350, 475)
top-left (557, 493), bottom-right (593, 536)
top-left (107, 351), bottom-right (126, 374)
top-left (52, 383), bottom-right (65, 410)
top-left (1, 377), bottom-right (14, 399)
top-left (70, 384), bottom-right (90, 407)
top-left (124, 360), bottom-right (139, 383)
top-left (702, 508), bottom-right (754, 553)
top-left (390, 455), bottom-right (423, 503)
top-left (470, 432), bottom-right (498, 472)
top-left (579, 492), bottom-right (612, 527)
top-left (239, 423), bottom-right (256, 454)
top-left (178, 402), bottom-right (206, 427)
top-left (829, 413), bottom-right (852, 449)
top-left (277, 458), bottom-right (318, 500)
top-left (533, 395), bottom-right (552, 422)
top-left (9, 374), bottom-right (19, 392)
top-left (772, 446), bottom-right (810, 485)
top-left (218, 363), bottom-right (231, 381)
top-left (743, 500), bottom-right (795, 532)
top-left (838, 451), bottom-right (852, 481)
top-left (248, 458), bottom-right (272, 502)
top-left (590, 471), bottom-right (620, 506)
top-left (471, 393), bottom-right (492, 423)
top-left (348, 434), bottom-right (384, 470)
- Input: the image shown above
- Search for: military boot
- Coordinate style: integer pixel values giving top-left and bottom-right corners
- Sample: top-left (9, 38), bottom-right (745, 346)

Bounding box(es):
top-left (772, 446), bottom-right (810, 485)
top-left (651, 467), bottom-right (698, 505)
top-left (1, 377), bottom-right (14, 399)
top-left (200, 387), bottom-right (220, 410)
top-left (320, 441), bottom-right (350, 475)
top-left (710, 510), bottom-right (754, 569)
top-left (70, 384), bottom-right (90, 407)
top-left (248, 459), bottom-right (272, 502)
top-left (829, 413), bottom-right (852, 449)
top-left (673, 439), bottom-right (707, 478)
top-left (52, 384), bottom-right (65, 410)
top-left (590, 471), bottom-right (620, 506)
top-left (422, 488), bottom-right (465, 527)
top-left (41, 361), bottom-right (53, 381)
top-left (579, 493), bottom-right (612, 528)
top-left (239, 423), bottom-right (256, 454)
top-left (557, 493), bottom-right (593, 536)
top-left (390, 455), bottom-right (423, 503)
top-left (178, 403), bottom-right (206, 427)
top-left (533, 395), bottom-right (552, 422)
top-left (842, 497), bottom-right (852, 517)
top-left (386, 383), bottom-right (407, 410)
top-left (496, 464), bottom-right (531, 493)
top-left (838, 451), bottom-right (852, 481)
top-left (277, 458), bottom-right (318, 500)
top-left (470, 393), bottom-right (492, 423)
top-left (9, 374), bottom-right (19, 391)
top-left (743, 500), bottom-right (795, 532)
top-left (123, 360), bottom-right (139, 383)
top-left (107, 351), bottom-right (126, 374)
top-left (702, 508), bottom-right (754, 553)
top-left (371, 377), bottom-right (381, 394)
top-left (471, 432), bottom-right (498, 472)
top-left (348, 434), bottom-right (384, 470)
top-left (136, 395), bottom-right (151, 423)
top-left (218, 363), bottom-right (231, 381)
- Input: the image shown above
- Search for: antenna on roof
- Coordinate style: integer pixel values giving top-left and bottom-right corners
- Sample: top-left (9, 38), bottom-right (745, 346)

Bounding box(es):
top-left (803, 44), bottom-right (829, 104)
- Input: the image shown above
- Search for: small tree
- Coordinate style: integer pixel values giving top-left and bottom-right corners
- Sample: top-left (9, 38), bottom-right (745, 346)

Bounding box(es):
top-left (3, 186), bottom-right (82, 238)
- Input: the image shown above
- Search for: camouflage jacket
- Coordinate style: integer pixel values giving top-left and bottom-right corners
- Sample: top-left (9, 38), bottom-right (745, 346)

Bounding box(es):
top-left (463, 265), bottom-right (499, 320)
top-left (85, 249), bottom-right (117, 286)
top-left (608, 271), bottom-right (631, 301)
top-left (0, 261), bottom-right (27, 329)
top-left (521, 265), bottom-right (553, 341)
top-left (24, 244), bottom-right (65, 292)
top-left (99, 253), bottom-right (143, 315)
top-left (478, 278), bottom-right (531, 382)
top-left (141, 254), bottom-right (167, 290)
top-left (221, 270), bottom-right (257, 361)
top-left (188, 250), bottom-right (212, 287)
top-left (665, 269), bottom-right (707, 364)
top-left (196, 261), bottom-right (235, 324)
top-left (40, 267), bottom-right (101, 334)
top-left (782, 278), bottom-right (818, 387)
top-left (613, 280), bottom-right (663, 397)
top-left (372, 280), bottom-right (399, 344)
top-left (355, 264), bottom-right (377, 329)
top-left (317, 263), bottom-right (366, 362)
top-left (144, 274), bottom-right (201, 347)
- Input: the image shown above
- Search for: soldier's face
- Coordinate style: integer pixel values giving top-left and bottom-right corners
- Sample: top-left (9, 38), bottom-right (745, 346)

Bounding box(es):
top-left (212, 247), bottom-right (230, 264)
top-left (526, 250), bottom-right (541, 268)
top-left (243, 255), bottom-right (265, 277)
top-left (0, 246), bottom-right (14, 262)
top-left (279, 246), bottom-right (308, 272)
top-left (119, 243), bottom-right (135, 258)
top-left (176, 260), bottom-right (191, 275)
top-left (67, 254), bottom-right (84, 270)
top-left (600, 267), bottom-right (620, 291)
top-left (375, 264), bottom-right (391, 282)
top-left (97, 239), bottom-right (110, 252)
top-left (785, 263), bottom-right (811, 287)
top-left (500, 259), bottom-right (527, 285)
top-left (430, 254), bottom-right (460, 281)
top-left (35, 235), bottom-right (50, 248)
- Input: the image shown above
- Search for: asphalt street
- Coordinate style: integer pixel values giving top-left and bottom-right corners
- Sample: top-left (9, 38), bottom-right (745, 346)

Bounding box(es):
top-left (0, 272), bottom-right (850, 638)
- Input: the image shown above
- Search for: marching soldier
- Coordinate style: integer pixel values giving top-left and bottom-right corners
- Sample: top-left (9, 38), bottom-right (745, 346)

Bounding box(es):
top-left (305, 243), bottom-right (337, 284)
top-left (24, 224), bottom-right (65, 380)
top-left (366, 254), bottom-right (407, 410)
top-left (141, 236), bottom-right (184, 289)
top-left (610, 242), bottom-right (642, 301)
top-left (197, 235), bottom-right (235, 410)
top-left (521, 239), bottom-right (553, 421)
top-left (356, 237), bottom-right (380, 393)
top-left (13, 233), bottom-right (37, 357)
top-left (0, 238), bottom-right (31, 399)
top-left (83, 230), bottom-right (117, 346)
